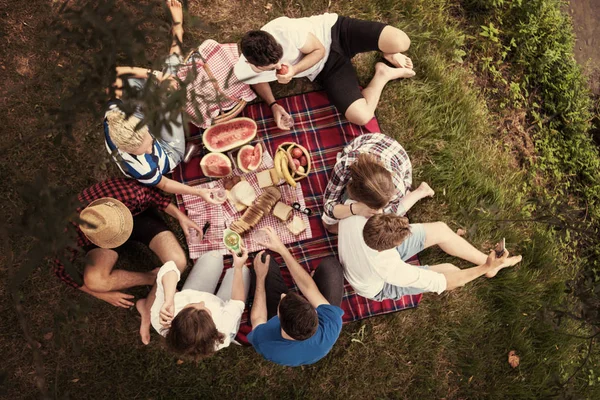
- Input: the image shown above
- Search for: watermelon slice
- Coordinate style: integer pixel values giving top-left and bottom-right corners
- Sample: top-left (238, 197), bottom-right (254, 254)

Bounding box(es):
top-left (203, 117), bottom-right (257, 153)
top-left (200, 152), bottom-right (232, 177)
top-left (237, 144), bottom-right (263, 173)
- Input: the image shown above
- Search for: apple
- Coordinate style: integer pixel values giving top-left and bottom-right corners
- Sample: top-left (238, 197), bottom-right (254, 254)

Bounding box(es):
top-left (299, 155), bottom-right (308, 167)
top-left (293, 159), bottom-right (301, 168)
top-left (276, 65), bottom-right (289, 75)
top-left (291, 147), bottom-right (303, 159)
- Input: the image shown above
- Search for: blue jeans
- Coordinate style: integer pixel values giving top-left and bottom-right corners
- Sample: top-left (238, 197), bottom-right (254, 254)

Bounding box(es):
top-left (373, 224), bottom-right (430, 301)
top-left (125, 54), bottom-right (186, 165)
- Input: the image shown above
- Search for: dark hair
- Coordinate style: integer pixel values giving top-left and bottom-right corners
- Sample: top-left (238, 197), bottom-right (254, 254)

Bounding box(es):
top-left (278, 292), bottom-right (318, 340)
top-left (363, 214), bottom-right (412, 251)
top-left (240, 30), bottom-right (283, 67)
top-left (347, 154), bottom-right (395, 210)
top-left (163, 307), bottom-right (225, 360)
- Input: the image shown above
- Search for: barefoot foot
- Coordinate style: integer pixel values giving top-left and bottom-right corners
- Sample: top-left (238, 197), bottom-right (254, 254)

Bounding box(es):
top-left (384, 52), bottom-right (413, 69)
top-left (375, 62), bottom-right (416, 81)
top-left (486, 255), bottom-right (522, 278)
top-left (415, 182), bottom-right (435, 198)
top-left (168, 0), bottom-right (183, 33)
top-left (136, 299), bottom-right (152, 345)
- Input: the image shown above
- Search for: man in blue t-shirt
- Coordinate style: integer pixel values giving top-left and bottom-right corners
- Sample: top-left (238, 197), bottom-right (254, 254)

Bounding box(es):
top-left (248, 227), bottom-right (345, 367)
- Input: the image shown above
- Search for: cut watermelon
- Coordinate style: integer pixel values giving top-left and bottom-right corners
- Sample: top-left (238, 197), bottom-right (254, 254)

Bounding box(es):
top-left (237, 144), bottom-right (263, 172)
top-left (200, 152), bottom-right (232, 177)
top-left (203, 117), bottom-right (257, 152)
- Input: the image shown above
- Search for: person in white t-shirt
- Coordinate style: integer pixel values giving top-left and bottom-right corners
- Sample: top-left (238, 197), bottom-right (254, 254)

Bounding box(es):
top-left (338, 211), bottom-right (523, 301)
top-left (234, 14), bottom-right (416, 128)
top-left (142, 250), bottom-right (250, 360)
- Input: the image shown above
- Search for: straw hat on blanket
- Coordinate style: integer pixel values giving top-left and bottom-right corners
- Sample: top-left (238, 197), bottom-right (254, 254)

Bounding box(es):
top-left (79, 198), bottom-right (133, 248)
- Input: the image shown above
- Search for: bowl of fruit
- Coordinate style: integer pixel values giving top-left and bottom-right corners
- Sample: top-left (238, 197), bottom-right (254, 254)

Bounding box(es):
top-left (274, 142), bottom-right (311, 187)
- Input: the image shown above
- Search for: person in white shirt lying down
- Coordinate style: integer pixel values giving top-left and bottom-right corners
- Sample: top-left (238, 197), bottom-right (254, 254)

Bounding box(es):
top-left (338, 210), bottom-right (523, 301)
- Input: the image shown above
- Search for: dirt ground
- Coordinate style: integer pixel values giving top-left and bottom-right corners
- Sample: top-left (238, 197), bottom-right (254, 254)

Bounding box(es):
top-left (568, 0), bottom-right (600, 94)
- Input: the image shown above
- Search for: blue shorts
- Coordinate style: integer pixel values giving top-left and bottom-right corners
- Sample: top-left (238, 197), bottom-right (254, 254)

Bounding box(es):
top-left (373, 223), bottom-right (430, 301)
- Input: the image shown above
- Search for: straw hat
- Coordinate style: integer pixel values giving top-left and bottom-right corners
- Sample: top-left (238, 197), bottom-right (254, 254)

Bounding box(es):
top-left (79, 198), bottom-right (134, 248)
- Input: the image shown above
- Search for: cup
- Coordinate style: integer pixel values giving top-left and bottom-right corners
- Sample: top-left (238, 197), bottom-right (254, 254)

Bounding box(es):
top-left (282, 114), bottom-right (294, 129)
top-left (212, 188), bottom-right (227, 203)
top-left (189, 228), bottom-right (201, 244)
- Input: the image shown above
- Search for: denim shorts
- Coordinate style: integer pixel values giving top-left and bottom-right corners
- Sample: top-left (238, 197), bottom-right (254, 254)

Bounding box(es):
top-left (373, 223), bottom-right (430, 301)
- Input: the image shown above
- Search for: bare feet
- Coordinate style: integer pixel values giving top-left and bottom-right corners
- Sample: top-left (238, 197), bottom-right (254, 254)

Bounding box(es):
top-left (415, 182), bottom-right (435, 199)
top-left (485, 255), bottom-right (522, 278)
top-left (384, 53), bottom-right (413, 69)
top-left (136, 299), bottom-right (152, 345)
top-left (168, 0), bottom-right (183, 32)
top-left (375, 62), bottom-right (416, 81)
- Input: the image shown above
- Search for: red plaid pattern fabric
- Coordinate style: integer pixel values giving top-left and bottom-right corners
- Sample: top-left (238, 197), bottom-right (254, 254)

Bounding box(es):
top-left (172, 90), bottom-right (422, 344)
top-left (177, 40), bottom-right (257, 128)
top-left (53, 178), bottom-right (171, 288)
top-left (181, 148), bottom-right (311, 258)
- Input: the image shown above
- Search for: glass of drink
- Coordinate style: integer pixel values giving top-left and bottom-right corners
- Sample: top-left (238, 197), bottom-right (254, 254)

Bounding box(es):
top-left (212, 188), bottom-right (227, 203)
top-left (282, 114), bottom-right (294, 129)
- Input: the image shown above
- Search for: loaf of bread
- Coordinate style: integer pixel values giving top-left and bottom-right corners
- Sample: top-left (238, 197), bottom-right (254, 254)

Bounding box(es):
top-left (230, 187), bottom-right (282, 235)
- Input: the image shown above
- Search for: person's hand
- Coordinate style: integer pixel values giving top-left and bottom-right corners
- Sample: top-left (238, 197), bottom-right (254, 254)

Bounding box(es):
top-left (256, 227), bottom-right (285, 254)
top-left (484, 248), bottom-right (509, 270)
top-left (159, 300), bottom-right (175, 328)
top-left (276, 64), bottom-right (294, 84)
top-left (231, 245), bottom-right (249, 268)
top-left (353, 202), bottom-right (382, 218)
top-left (253, 250), bottom-right (270, 280)
top-left (95, 291), bottom-right (135, 308)
top-left (196, 188), bottom-right (225, 205)
top-left (271, 104), bottom-right (292, 131)
top-left (178, 215), bottom-right (203, 243)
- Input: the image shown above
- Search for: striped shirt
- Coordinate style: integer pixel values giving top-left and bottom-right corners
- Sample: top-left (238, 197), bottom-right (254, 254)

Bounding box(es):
top-left (322, 133), bottom-right (412, 226)
top-left (104, 103), bottom-right (177, 186)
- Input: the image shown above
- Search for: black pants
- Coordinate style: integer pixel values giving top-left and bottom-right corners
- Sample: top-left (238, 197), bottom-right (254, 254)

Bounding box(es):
top-left (251, 253), bottom-right (345, 320)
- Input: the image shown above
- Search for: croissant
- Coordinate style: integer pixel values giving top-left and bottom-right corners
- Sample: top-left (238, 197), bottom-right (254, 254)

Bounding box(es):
top-left (230, 187), bottom-right (282, 234)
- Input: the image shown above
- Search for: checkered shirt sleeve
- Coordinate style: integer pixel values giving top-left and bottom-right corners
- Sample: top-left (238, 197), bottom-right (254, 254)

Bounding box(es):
top-left (322, 134), bottom-right (413, 224)
top-left (52, 178), bottom-right (172, 289)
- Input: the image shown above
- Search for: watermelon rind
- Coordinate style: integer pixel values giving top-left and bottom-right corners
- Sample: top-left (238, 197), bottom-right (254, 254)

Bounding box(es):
top-left (203, 117), bottom-right (257, 153)
top-left (200, 152), bottom-right (232, 177)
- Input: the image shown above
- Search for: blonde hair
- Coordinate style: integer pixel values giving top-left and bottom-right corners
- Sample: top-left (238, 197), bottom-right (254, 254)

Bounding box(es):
top-left (347, 154), bottom-right (395, 210)
top-left (106, 110), bottom-right (149, 153)
top-left (363, 214), bottom-right (411, 251)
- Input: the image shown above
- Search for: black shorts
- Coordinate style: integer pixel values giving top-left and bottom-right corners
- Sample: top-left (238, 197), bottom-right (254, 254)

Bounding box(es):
top-left (316, 16), bottom-right (387, 115)
top-left (83, 208), bottom-right (170, 253)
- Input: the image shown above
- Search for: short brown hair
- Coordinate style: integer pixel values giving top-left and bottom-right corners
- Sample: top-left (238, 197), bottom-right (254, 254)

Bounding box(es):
top-left (164, 307), bottom-right (225, 360)
top-left (347, 154), bottom-right (395, 210)
top-left (278, 292), bottom-right (318, 340)
top-left (363, 214), bottom-right (412, 251)
top-left (240, 30), bottom-right (283, 67)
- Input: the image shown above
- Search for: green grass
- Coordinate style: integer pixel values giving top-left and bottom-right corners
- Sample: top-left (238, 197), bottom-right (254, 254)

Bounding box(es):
top-left (2, 0), bottom-right (598, 398)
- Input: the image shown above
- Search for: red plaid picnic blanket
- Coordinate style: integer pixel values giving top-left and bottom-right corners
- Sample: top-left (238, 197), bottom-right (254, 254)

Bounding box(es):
top-left (177, 40), bottom-right (257, 128)
top-left (181, 147), bottom-right (312, 258)
top-left (172, 90), bottom-right (422, 344)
